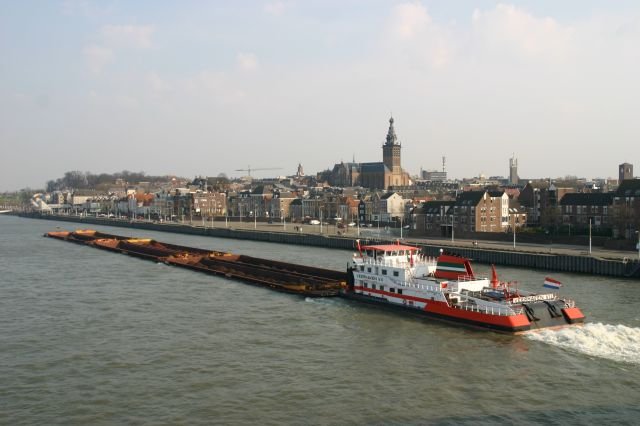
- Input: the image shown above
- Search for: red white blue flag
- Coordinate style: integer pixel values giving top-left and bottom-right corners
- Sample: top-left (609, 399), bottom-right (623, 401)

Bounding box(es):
top-left (543, 277), bottom-right (562, 290)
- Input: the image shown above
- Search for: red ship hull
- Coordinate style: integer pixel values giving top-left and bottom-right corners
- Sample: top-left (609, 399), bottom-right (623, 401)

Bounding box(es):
top-left (343, 289), bottom-right (585, 333)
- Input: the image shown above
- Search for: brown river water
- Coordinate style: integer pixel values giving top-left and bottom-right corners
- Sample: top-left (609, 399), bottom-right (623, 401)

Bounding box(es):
top-left (1, 215), bottom-right (639, 425)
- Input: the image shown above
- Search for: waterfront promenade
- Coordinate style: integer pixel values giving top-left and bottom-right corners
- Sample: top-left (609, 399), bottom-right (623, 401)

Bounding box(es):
top-left (222, 219), bottom-right (638, 262)
top-left (17, 213), bottom-right (640, 278)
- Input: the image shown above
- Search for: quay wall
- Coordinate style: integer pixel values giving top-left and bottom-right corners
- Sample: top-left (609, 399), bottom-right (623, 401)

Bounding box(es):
top-left (19, 213), bottom-right (640, 279)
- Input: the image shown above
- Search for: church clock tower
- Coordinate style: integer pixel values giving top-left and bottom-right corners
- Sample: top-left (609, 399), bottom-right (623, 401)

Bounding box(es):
top-left (382, 116), bottom-right (401, 174)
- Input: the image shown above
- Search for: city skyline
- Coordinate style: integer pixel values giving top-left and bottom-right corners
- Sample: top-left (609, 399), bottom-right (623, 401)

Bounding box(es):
top-left (2, 1), bottom-right (639, 191)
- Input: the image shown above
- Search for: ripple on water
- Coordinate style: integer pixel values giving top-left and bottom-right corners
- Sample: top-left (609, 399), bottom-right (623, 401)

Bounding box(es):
top-left (2, 216), bottom-right (640, 424)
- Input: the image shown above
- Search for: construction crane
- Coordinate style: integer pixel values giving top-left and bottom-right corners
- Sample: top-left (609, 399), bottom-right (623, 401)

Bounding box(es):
top-left (234, 165), bottom-right (283, 177)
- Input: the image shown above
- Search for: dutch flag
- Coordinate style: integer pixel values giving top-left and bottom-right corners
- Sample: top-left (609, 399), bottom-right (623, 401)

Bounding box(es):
top-left (543, 277), bottom-right (562, 290)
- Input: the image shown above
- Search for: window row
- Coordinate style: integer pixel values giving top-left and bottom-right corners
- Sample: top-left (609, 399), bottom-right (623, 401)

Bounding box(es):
top-left (361, 282), bottom-right (403, 294)
top-left (358, 265), bottom-right (400, 276)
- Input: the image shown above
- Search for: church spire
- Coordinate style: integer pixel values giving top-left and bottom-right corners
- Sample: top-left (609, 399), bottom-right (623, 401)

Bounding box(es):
top-left (385, 115), bottom-right (398, 146)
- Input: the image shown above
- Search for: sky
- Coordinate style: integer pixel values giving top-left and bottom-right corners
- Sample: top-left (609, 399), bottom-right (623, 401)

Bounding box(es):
top-left (1, 0), bottom-right (639, 191)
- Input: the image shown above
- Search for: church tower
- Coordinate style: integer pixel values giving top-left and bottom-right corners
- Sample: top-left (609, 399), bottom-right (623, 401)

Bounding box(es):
top-left (509, 155), bottom-right (519, 185)
top-left (382, 116), bottom-right (401, 174)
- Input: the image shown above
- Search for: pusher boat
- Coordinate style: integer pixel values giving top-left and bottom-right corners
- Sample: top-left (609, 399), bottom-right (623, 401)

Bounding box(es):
top-left (343, 242), bottom-right (585, 333)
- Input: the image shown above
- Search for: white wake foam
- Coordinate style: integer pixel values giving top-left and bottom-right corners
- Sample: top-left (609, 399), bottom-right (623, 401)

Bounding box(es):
top-left (526, 323), bottom-right (640, 364)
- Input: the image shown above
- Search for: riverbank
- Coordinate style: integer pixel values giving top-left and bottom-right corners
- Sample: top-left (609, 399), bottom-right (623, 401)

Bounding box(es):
top-left (15, 212), bottom-right (640, 278)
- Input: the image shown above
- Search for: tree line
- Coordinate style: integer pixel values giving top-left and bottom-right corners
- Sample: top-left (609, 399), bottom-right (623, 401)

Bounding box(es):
top-left (46, 170), bottom-right (177, 192)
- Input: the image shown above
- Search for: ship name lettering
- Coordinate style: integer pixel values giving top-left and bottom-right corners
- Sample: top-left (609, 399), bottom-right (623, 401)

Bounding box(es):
top-left (356, 273), bottom-right (383, 282)
top-left (511, 294), bottom-right (555, 304)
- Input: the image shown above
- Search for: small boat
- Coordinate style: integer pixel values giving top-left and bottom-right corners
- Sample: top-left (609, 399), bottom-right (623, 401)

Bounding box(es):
top-left (343, 242), bottom-right (585, 333)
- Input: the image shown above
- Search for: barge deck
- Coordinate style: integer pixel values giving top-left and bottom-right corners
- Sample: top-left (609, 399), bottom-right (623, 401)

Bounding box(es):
top-left (45, 230), bottom-right (345, 297)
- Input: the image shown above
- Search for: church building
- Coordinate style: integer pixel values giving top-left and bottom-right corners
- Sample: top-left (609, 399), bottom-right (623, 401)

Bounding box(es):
top-left (358, 116), bottom-right (411, 189)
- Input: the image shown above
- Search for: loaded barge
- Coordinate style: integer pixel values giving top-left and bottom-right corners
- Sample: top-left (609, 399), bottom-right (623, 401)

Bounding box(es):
top-left (45, 230), bottom-right (586, 333)
top-left (45, 230), bottom-right (345, 297)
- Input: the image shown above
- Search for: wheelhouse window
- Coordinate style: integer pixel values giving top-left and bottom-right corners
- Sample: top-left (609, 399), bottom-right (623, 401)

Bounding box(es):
top-left (382, 269), bottom-right (387, 275)
top-left (393, 271), bottom-right (399, 277)
top-left (367, 267), bottom-right (372, 273)
top-left (360, 266), bottom-right (364, 271)
top-left (390, 288), bottom-right (396, 293)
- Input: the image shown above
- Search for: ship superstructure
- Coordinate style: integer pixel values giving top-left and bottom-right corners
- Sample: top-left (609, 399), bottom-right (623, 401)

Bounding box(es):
top-left (345, 243), bottom-right (585, 333)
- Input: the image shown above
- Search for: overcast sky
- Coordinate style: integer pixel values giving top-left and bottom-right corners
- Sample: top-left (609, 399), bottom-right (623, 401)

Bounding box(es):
top-left (1, 1), bottom-right (639, 191)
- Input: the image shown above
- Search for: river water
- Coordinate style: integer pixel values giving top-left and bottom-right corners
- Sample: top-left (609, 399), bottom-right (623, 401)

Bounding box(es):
top-left (1, 215), bottom-right (640, 425)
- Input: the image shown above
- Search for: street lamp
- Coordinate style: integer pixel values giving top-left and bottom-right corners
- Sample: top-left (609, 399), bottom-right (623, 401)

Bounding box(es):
top-left (451, 214), bottom-right (454, 242)
top-left (589, 218), bottom-right (591, 254)
top-left (281, 208), bottom-right (285, 230)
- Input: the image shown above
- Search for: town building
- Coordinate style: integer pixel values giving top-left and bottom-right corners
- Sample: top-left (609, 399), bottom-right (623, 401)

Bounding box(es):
top-left (560, 193), bottom-right (613, 230)
top-left (612, 178), bottom-right (640, 238)
top-left (370, 192), bottom-right (405, 222)
top-left (619, 163), bottom-right (634, 182)
top-left (269, 190), bottom-right (296, 219)
top-left (412, 200), bottom-right (455, 233)
top-left (519, 182), bottom-right (575, 227)
top-left (412, 190), bottom-right (517, 236)
top-left (193, 191), bottom-right (227, 218)
top-left (421, 170), bottom-right (447, 181)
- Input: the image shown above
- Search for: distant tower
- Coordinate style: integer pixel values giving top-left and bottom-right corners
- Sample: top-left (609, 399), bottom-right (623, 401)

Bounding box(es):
top-left (382, 116), bottom-right (401, 174)
top-left (509, 155), bottom-right (519, 185)
top-left (442, 156), bottom-right (446, 173)
top-left (619, 162), bottom-right (633, 181)
top-left (296, 163), bottom-right (304, 177)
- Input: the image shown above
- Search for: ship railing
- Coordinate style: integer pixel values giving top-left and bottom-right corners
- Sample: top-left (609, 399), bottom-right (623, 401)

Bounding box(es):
top-left (356, 257), bottom-right (436, 268)
top-left (455, 297), bottom-right (522, 316)
top-left (454, 275), bottom-right (489, 283)
top-left (400, 282), bottom-right (442, 293)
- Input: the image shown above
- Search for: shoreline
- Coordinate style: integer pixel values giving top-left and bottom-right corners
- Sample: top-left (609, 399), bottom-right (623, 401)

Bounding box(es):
top-left (12, 212), bottom-right (640, 279)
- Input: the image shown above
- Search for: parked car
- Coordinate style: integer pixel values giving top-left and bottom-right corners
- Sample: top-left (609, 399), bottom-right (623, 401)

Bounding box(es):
top-left (347, 222), bottom-right (356, 227)
top-left (309, 219), bottom-right (320, 225)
